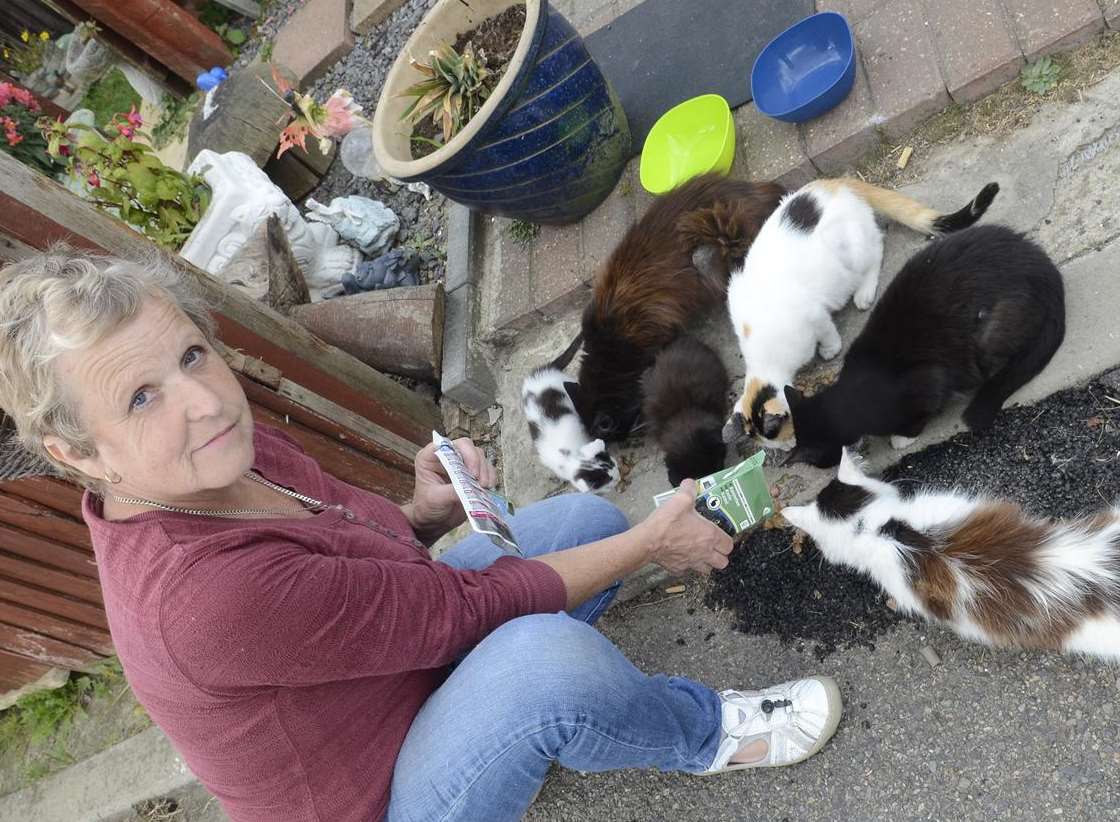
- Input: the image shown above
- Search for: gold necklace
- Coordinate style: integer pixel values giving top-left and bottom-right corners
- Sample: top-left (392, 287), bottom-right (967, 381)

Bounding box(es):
top-left (110, 471), bottom-right (334, 519)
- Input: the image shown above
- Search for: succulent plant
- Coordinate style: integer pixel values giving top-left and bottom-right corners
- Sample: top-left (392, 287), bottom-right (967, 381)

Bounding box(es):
top-left (400, 42), bottom-right (495, 143)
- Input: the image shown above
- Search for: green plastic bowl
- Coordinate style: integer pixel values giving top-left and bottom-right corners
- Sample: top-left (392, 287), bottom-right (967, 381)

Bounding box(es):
top-left (639, 94), bottom-right (735, 194)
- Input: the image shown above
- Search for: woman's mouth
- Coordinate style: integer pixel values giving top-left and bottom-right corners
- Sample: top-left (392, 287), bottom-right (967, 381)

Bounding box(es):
top-left (198, 422), bottom-right (236, 451)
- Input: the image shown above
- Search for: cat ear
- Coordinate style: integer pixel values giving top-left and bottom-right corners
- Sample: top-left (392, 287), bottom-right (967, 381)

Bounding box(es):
top-left (837, 448), bottom-right (866, 485)
top-left (563, 381), bottom-right (581, 406)
top-left (783, 385), bottom-right (805, 410)
top-left (580, 438), bottom-right (606, 458)
top-left (722, 411), bottom-right (748, 443)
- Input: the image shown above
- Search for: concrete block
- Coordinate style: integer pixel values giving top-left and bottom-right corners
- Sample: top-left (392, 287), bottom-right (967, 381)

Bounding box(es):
top-left (441, 284), bottom-right (497, 412)
top-left (272, 0), bottom-right (355, 86)
top-left (1003, 0), bottom-right (1104, 60)
top-left (480, 218), bottom-right (540, 336)
top-left (0, 727), bottom-right (197, 822)
top-left (923, 0), bottom-right (1024, 104)
top-left (351, 0), bottom-right (408, 35)
top-left (801, 58), bottom-right (880, 173)
top-left (1099, 0), bottom-right (1120, 29)
top-left (856, 0), bottom-right (950, 139)
top-left (581, 168), bottom-right (636, 279)
top-left (445, 203), bottom-right (477, 293)
top-left (530, 223), bottom-right (591, 319)
top-left (733, 102), bottom-right (817, 190)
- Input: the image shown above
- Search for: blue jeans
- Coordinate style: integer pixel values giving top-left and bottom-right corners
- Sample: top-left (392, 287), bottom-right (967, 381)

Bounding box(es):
top-left (386, 495), bottom-right (723, 822)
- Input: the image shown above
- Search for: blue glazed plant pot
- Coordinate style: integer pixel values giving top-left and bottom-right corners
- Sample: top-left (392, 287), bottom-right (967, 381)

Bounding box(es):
top-left (372, 0), bottom-right (631, 225)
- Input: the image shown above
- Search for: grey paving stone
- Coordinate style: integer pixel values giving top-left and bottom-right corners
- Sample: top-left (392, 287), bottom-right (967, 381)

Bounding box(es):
top-left (801, 57), bottom-right (880, 173)
top-left (734, 102), bottom-right (817, 189)
top-left (923, 0), bottom-right (1024, 104)
top-left (272, 0), bottom-right (355, 85)
top-left (855, 0), bottom-right (950, 139)
top-left (1003, 0), bottom-right (1104, 60)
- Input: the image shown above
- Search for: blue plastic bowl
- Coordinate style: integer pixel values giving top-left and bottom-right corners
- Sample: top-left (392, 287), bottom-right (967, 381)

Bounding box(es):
top-left (751, 11), bottom-right (856, 123)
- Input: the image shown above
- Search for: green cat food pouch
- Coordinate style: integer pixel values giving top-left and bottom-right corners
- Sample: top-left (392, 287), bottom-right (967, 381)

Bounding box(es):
top-left (653, 451), bottom-right (774, 537)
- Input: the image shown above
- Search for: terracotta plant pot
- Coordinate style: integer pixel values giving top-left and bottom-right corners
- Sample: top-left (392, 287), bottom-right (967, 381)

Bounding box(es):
top-left (372, 0), bottom-right (630, 225)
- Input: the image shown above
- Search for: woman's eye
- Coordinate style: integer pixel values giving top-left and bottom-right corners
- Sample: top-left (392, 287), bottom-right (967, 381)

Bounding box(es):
top-left (129, 389), bottom-right (150, 412)
top-left (182, 345), bottom-right (205, 367)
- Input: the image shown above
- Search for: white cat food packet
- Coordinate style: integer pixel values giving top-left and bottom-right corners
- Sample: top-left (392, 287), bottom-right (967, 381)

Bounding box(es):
top-left (653, 451), bottom-right (774, 538)
top-left (432, 432), bottom-right (522, 555)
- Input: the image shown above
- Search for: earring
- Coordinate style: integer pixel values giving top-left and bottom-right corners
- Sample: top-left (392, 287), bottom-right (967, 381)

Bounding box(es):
top-left (103, 468), bottom-right (122, 484)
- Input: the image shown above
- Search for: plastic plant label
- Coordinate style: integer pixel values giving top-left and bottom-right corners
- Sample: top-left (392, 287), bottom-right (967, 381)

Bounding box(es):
top-left (653, 451), bottom-right (774, 537)
top-left (432, 432), bottom-right (521, 555)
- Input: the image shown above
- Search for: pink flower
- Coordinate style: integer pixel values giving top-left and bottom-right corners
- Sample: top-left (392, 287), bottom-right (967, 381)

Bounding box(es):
top-left (126, 105), bottom-right (142, 128)
top-left (1, 116), bottom-right (21, 147)
top-left (115, 122), bottom-right (135, 140)
top-left (11, 87), bottom-right (34, 109)
top-left (59, 144), bottom-right (70, 157)
top-left (0, 84), bottom-right (11, 108)
top-left (87, 170), bottom-right (100, 188)
top-left (321, 90), bottom-right (363, 138)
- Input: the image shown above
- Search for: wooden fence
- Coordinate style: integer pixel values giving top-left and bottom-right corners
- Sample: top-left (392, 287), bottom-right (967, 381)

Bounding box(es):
top-left (0, 151), bottom-right (442, 692)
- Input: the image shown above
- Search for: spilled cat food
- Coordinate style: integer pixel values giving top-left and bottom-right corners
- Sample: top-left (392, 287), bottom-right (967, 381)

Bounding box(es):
top-left (706, 378), bottom-right (1120, 659)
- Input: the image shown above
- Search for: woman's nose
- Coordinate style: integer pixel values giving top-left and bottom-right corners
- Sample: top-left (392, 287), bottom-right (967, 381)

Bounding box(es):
top-left (182, 376), bottom-right (224, 419)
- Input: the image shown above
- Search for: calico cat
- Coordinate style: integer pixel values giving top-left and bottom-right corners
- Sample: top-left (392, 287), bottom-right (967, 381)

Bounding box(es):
top-left (641, 335), bottom-right (730, 486)
top-left (785, 225), bottom-right (1065, 468)
top-left (782, 450), bottom-right (1120, 661)
top-left (576, 173), bottom-right (785, 441)
top-left (522, 333), bottom-right (619, 493)
top-left (714, 178), bottom-right (999, 451)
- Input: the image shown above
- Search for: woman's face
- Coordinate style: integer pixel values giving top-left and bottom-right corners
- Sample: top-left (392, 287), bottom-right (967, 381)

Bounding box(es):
top-left (46, 297), bottom-right (254, 504)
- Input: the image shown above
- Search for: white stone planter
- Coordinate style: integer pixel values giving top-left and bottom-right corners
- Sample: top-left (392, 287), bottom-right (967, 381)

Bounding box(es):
top-left (179, 150), bottom-right (360, 301)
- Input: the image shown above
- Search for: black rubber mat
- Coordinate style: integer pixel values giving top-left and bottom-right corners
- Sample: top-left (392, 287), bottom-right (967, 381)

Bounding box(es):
top-left (584, 0), bottom-right (815, 151)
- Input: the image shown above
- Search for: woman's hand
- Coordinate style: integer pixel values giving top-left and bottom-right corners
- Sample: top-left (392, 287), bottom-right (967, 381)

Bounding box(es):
top-left (635, 480), bottom-right (734, 574)
top-left (402, 438), bottom-right (498, 545)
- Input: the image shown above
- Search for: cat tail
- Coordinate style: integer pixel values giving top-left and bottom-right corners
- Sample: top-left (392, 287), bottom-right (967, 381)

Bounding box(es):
top-left (548, 331), bottom-right (584, 371)
top-left (813, 178), bottom-right (1000, 235)
top-left (676, 200), bottom-right (754, 273)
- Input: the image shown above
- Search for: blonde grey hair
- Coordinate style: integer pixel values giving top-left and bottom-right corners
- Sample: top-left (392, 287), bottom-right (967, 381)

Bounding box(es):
top-left (0, 247), bottom-right (216, 489)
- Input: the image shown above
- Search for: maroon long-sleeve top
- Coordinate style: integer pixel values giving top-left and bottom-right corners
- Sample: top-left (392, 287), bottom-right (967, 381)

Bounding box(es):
top-left (82, 425), bottom-right (567, 821)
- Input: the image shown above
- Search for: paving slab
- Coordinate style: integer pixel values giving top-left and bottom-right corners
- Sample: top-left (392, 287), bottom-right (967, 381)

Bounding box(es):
top-left (855, 0), bottom-right (950, 139)
top-left (814, 0), bottom-right (891, 23)
top-left (733, 103), bottom-right (818, 189)
top-left (801, 57), bottom-right (880, 173)
top-left (351, 0), bottom-right (409, 35)
top-left (1003, 0), bottom-right (1104, 60)
top-left (923, 0), bottom-right (1024, 104)
top-left (479, 218), bottom-right (538, 339)
top-left (1100, 0), bottom-right (1120, 28)
top-left (272, 0), bottom-right (355, 86)
top-left (530, 223), bottom-right (590, 320)
top-left (580, 163), bottom-right (638, 271)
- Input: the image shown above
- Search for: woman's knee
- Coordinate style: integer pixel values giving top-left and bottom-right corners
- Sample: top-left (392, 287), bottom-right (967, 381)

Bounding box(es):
top-left (549, 493), bottom-right (630, 542)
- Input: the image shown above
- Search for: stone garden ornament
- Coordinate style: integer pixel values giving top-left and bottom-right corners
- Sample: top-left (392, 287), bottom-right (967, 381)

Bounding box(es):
top-left (179, 150), bottom-right (360, 301)
top-left (305, 195), bottom-right (400, 257)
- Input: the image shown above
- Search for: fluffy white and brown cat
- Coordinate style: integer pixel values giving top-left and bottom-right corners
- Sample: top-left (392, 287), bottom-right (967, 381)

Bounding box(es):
top-left (782, 450), bottom-right (1120, 661)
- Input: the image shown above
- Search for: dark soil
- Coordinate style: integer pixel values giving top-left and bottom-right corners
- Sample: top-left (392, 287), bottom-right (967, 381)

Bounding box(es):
top-left (410, 3), bottom-right (526, 159)
top-left (705, 376), bottom-right (1120, 659)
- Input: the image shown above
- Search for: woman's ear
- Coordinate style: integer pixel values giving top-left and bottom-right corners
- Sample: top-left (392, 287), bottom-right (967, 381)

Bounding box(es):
top-left (42, 435), bottom-right (104, 482)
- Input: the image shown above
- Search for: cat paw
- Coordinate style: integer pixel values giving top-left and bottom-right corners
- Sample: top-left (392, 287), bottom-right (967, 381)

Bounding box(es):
top-left (818, 340), bottom-right (842, 360)
top-left (853, 284), bottom-right (878, 310)
top-left (890, 435), bottom-right (917, 450)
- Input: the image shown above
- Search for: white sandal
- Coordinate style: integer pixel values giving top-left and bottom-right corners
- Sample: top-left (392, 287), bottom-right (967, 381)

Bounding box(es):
top-left (701, 675), bottom-right (843, 774)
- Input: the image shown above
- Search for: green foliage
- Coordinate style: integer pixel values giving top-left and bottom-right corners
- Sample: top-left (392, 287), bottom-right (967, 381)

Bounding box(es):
top-left (259, 39), bottom-right (274, 63)
top-left (1, 29), bottom-right (53, 77)
top-left (79, 67), bottom-right (142, 129)
top-left (1021, 57), bottom-right (1062, 95)
top-left (150, 92), bottom-right (200, 150)
top-left (41, 115), bottom-right (211, 250)
top-left (1, 659), bottom-right (121, 746)
top-left (508, 218), bottom-right (539, 247)
top-left (400, 43), bottom-right (498, 144)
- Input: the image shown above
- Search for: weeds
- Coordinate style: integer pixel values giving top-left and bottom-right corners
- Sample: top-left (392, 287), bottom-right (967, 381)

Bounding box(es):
top-left (150, 92), bottom-right (200, 150)
top-left (1021, 56), bottom-right (1062, 94)
top-left (507, 219), bottom-right (539, 246)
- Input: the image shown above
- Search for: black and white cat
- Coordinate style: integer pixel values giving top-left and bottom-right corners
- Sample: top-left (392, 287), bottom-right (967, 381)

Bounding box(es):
top-left (715, 178), bottom-right (999, 451)
top-left (785, 225), bottom-right (1065, 467)
top-left (522, 334), bottom-right (619, 493)
top-left (783, 450), bottom-right (1120, 660)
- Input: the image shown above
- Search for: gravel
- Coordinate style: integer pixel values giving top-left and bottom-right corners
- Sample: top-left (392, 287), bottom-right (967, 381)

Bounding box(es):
top-left (706, 376), bottom-right (1120, 661)
top-left (306, 0), bottom-right (449, 286)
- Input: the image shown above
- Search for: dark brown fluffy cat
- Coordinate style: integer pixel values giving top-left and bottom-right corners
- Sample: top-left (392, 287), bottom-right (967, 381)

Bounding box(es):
top-left (574, 174), bottom-right (784, 441)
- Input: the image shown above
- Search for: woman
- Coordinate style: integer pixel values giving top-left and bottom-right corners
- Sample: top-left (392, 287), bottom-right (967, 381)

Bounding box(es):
top-left (0, 250), bottom-right (842, 822)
